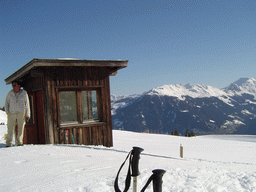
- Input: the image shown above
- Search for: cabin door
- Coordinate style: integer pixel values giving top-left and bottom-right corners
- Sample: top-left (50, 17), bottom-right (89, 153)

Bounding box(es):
top-left (35, 91), bottom-right (45, 144)
top-left (24, 91), bottom-right (45, 144)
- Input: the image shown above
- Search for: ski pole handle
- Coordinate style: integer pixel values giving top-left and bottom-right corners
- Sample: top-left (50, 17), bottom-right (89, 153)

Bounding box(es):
top-left (131, 147), bottom-right (144, 177)
top-left (152, 169), bottom-right (166, 192)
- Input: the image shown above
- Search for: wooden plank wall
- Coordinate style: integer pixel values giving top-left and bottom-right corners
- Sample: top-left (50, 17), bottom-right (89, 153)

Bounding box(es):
top-left (59, 124), bottom-right (107, 145)
top-left (54, 66), bottom-right (104, 87)
top-left (46, 66), bottom-right (113, 147)
top-left (23, 76), bottom-right (44, 92)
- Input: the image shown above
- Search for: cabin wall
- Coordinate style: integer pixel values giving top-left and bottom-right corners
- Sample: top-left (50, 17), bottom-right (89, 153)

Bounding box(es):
top-left (23, 76), bottom-right (44, 92)
top-left (45, 66), bottom-right (113, 147)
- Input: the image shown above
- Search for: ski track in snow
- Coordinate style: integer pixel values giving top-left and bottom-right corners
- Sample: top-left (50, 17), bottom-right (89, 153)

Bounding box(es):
top-left (1, 121), bottom-right (256, 191)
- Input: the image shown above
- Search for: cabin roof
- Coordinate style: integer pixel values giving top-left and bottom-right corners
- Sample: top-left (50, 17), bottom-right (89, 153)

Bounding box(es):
top-left (5, 58), bottom-right (128, 85)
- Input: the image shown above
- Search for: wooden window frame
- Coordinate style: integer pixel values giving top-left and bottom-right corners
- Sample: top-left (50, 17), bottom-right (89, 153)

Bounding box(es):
top-left (57, 88), bottom-right (101, 127)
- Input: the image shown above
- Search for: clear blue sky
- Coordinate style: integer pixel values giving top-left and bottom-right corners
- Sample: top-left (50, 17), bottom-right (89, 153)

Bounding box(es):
top-left (1, 0), bottom-right (256, 107)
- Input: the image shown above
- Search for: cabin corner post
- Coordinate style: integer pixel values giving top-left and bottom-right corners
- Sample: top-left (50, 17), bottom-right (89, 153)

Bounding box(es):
top-left (45, 76), bottom-right (56, 144)
top-left (105, 75), bottom-right (113, 147)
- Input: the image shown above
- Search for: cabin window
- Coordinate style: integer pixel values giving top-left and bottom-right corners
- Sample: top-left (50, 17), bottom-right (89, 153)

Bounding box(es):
top-left (59, 90), bottom-right (99, 125)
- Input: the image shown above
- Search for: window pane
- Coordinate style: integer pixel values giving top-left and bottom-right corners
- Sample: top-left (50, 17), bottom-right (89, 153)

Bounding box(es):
top-left (82, 90), bottom-right (98, 120)
top-left (60, 91), bottom-right (77, 123)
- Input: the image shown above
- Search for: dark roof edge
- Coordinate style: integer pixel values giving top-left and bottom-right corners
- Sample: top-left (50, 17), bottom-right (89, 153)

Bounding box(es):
top-left (5, 58), bottom-right (37, 85)
top-left (5, 58), bottom-right (128, 84)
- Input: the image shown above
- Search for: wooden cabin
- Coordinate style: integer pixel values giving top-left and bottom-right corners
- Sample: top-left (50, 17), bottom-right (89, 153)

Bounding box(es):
top-left (5, 58), bottom-right (128, 147)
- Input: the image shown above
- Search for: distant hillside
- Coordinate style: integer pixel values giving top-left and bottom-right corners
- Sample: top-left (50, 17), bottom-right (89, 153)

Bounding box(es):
top-left (111, 78), bottom-right (256, 135)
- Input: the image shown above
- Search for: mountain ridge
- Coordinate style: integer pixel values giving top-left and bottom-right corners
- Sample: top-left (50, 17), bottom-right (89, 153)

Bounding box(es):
top-left (111, 77), bottom-right (256, 135)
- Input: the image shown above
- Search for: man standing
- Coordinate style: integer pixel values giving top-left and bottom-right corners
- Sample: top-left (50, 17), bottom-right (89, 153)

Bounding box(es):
top-left (5, 81), bottom-right (30, 147)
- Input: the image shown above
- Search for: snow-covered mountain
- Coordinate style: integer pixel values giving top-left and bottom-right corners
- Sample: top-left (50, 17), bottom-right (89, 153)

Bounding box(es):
top-left (111, 78), bottom-right (256, 135)
top-left (224, 77), bottom-right (256, 96)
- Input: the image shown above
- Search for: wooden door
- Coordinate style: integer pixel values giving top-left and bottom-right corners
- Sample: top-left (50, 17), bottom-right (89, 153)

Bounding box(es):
top-left (36, 91), bottom-right (45, 144)
top-left (24, 91), bottom-right (45, 144)
top-left (24, 92), bottom-right (38, 144)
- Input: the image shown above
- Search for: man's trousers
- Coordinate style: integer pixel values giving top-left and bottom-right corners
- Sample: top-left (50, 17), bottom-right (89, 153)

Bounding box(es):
top-left (6, 112), bottom-right (26, 147)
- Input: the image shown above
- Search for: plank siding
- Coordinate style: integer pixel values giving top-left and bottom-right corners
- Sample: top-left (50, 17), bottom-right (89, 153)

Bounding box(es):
top-left (51, 66), bottom-right (112, 146)
top-left (23, 76), bottom-right (44, 92)
top-left (54, 67), bottom-right (108, 88)
top-left (58, 124), bottom-right (106, 145)
top-left (50, 66), bottom-right (113, 146)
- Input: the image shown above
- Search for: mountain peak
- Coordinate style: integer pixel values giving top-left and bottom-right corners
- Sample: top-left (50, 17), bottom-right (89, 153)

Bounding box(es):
top-left (233, 78), bottom-right (251, 86)
top-left (224, 77), bottom-right (256, 95)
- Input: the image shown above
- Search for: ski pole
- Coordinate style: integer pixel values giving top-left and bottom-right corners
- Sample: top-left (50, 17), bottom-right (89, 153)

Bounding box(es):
top-left (114, 146), bottom-right (144, 192)
top-left (131, 147), bottom-right (144, 192)
top-left (141, 169), bottom-right (166, 192)
top-left (152, 169), bottom-right (166, 192)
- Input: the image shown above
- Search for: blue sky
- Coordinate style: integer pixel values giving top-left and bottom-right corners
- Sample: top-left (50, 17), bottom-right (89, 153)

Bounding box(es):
top-left (1, 0), bottom-right (256, 107)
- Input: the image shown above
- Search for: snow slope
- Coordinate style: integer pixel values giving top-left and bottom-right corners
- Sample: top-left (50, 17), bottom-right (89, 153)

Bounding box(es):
top-left (1, 113), bottom-right (256, 191)
top-left (0, 110), bottom-right (7, 124)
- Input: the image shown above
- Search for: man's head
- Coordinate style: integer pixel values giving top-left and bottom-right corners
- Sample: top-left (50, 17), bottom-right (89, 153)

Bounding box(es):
top-left (12, 81), bottom-right (21, 93)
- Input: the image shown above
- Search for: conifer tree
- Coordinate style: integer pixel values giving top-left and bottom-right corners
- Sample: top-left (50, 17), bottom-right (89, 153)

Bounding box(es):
top-left (190, 130), bottom-right (196, 137)
top-left (174, 130), bottom-right (179, 136)
top-left (185, 129), bottom-right (190, 137)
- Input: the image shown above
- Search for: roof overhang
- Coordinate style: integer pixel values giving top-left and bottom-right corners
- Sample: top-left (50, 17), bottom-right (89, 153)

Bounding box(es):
top-left (5, 58), bottom-right (128, 85)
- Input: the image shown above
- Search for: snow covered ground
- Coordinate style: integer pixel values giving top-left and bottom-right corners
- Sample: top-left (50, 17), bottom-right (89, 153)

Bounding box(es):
top-left (0, 111), bottom-right (256, 191)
